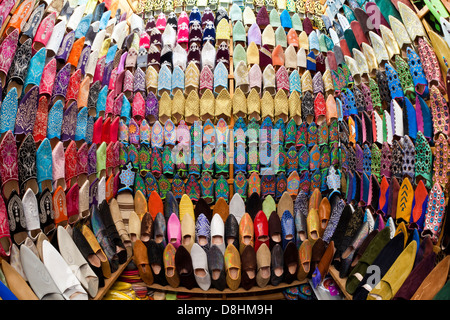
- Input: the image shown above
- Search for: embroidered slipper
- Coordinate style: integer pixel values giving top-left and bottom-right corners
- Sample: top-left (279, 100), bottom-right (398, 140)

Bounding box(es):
top-left (395, 175), bottom-right (414, 226)
top-left (275, 173), bottom-right (288, 202)
top-left (196, 172), bottom-right (213, 205)
top-left (74, 107), bottom-right (88, 143)
top-left (17, 133), bottom-right (38, 195)
top-left (401, 121), bottom-right (415, 175)
top-left (125, 144), bottom-right (138, 173)
top-left (0, 28), bottom-right (19, 86)
top-left (150, 146), bottom-right (163, 178)
top-left (0, 87), bottom-right (18, 135)
top-left (30, 10), bottom-right (56, 54)
top-left (422, 182), bottom-right (445, 244)
top-left (433, 133), bottom-right (450, 188)
top-left (430, 85), bottom-right (449, 138)
top-left (6, 38), bottom-right (32, 94)
top-left (414, 131), bottom-right (432, 189)
top-left (418, 37), bottom-right (446, 95)
top-left (35, 186), bottom-right (55, 237)
top-left (391, 139), bottom-right (405, 181)
top-left (60, 101), bottom-right (78, 143)
top-left (7, 190), bottom-right (28, 246)
top-left (36, 138), bottom-right (53, 193)
top-left (248, 172), bottom-right (261, 197)
top-left (405, 47), bottom-right (429, 97)
top-left (0, 131), bottom-right (19, 199)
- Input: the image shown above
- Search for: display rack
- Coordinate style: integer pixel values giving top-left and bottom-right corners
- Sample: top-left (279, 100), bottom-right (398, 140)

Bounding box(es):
top-left (92, 256), bottom-right (134, 300)
top-left (147, 279), bottom-right (307, 300)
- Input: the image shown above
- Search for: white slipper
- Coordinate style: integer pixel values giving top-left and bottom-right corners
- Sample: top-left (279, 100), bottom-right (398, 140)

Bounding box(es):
top-left (229, 193), bottom-right (245, 224)
top-left (116, 191), bottom-right (135, 231)
top-left (90, 29), bottom-right (106, 55)
top-left (57, 226), bottom-right (99, 298)
top-left (66, 3), bottom-right (86, 31)
top-left (79, 180), bottom-right (90, 220)
top-left (210, 214), bottom-right (225, 255)
top-left (190, 243), bottom-right (211, 291)
top-left (20, 245), bottom-right (65, 300)
top-left (22, 188), bottom-right (42, 241)
top-left (85, 49), bottom-right (99, 77)
top-left (130, 13), bottom-right (143, 32)
top-left (111, 20), bottom-right (129, 48)
top-left (441, 17), bottom-right (450, 48)
top-left (46, 19), bottom-right (66, 57)
top-left (97, 176), bottom-right (106, 205)
top-left (42, 240), bottom-right (88, 300)
top-left (109, 198), bottom-right (132, 258)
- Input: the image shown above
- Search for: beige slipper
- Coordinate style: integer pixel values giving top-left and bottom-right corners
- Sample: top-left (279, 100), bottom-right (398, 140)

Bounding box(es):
top-left (109, 198), bottom-right (132, 259)
top-left (277, 191), bottom-right (294, 219)
top-left (128, 211), bottom-right (141, 243)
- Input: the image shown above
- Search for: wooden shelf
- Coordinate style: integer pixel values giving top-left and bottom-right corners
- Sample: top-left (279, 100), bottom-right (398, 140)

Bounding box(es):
top-left (92, 256), bottom-right (133, 300)
top-left (328, 266), bottom-right (352, 300)
top-left (147, 279), bottom-right (307, 300)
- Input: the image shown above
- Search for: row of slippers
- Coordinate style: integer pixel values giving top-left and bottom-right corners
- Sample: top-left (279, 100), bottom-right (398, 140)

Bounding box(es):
top-left (129, 186), bottom-right (342, 291)
top-left (337, 213), bottom-right (447, 300)
top-left (0, 195), bottom-right (136, 300)
top-left (0, 130), bottom-right (121, 198)
top-left (0, 0), bottom-right (442, 96)
top-left (0, 167), bottom-right (125, 254)
top-left (126, 174), bottom-right (440, 253)
top-left (0, 168), bottom-right (443, 298)
top-left (127, 180), bottom-right (447, 297)
top-left (2, 29), bottom-right (445, 151)
top-left (116, 137), bottom-right (426, 203)
top-left (0, 75), bottom-right (439, 157)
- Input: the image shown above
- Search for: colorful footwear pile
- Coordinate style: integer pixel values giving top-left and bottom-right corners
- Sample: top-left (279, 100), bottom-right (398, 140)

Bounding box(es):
top-left (117, 267), bottom-right (150, 299)
top-left (102, 280), bottom-right (139, 300)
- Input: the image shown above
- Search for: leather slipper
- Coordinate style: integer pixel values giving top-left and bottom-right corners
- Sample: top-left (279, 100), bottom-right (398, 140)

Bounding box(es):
top-left (81, 224), bottom-right (111, 279)
top-left (133, 239), bottom-right (154, 285)
top-left (22, 188), bottom-right (42, 241)
top-left (109, 198), bottom-right (132, 258)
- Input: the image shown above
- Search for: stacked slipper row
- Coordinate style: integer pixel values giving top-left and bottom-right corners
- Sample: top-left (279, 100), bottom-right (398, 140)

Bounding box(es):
top-left (127, 189), bottom-right (338, 291)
